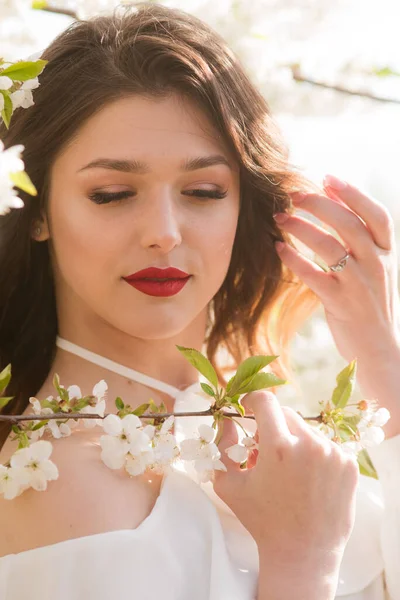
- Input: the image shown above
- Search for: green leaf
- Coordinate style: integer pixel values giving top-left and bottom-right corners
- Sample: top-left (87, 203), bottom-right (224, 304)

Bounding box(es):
top-left (115, 397), bottom-right (124, 410)
top-left (227, 393), bottom-right (241, 403)
top-left (32, 0), bottom-right (48, 8)
top-left (148, 399), bottom-right (159, 413)
top-left (41, 398), bottom-right (57, 411)
top-left (331, 359), bottom-right (357, 409)
top-left (0, 364), bottom-right (12, 395)
top-left (176, 346), bottom-right (218, 389)
top-left (1, 59), bottom-right (48, 81)
top-left (0, 91), bottom-right (13, 129)
top-left (73, 398), bottom-right (91, 412)
top-left (230, 400), bottom-right (245, 417)
top-left (52, 373), bottom-right (68, 402)
top-left (236, 372), bottom-right (286, 395)
top-left (53, 373), bottom-right (61, 393)
top-left (342, 414), bottom-right (362, 430)
top-left (132, 403), bottom-right (151, 417)
top-left (337, 424), bottom-right (354, 442)
top-left (18, 431), bottom-right (30, 449)
top-left (357, 449), bottom-right (378, 479)
top-left (9, 170), bottom-right (37, 196)
top-left (0, 396), bottom-right (13, 410)
top-left (226, 355), bottom-right (279, 397)
top-left (32, 420), bottom-right (49, 431)
top-left (373, 66), bottom-right (400, 78)
top-left (200, 383), bottom-right (215, 397)
top-left (225, 375), bottom-right (235, 394)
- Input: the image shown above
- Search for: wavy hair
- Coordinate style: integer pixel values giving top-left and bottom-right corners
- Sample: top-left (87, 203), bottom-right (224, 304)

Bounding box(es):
top-left (0, 1), bottom-right (321, 448)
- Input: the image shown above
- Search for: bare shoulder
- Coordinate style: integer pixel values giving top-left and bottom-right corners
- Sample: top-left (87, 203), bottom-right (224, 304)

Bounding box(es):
top-left (0, 429), bottom-right (163, 558)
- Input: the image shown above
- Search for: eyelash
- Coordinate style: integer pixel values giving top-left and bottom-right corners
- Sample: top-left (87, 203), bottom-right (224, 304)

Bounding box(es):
top-left (88, 189), bottom-right (228, 205)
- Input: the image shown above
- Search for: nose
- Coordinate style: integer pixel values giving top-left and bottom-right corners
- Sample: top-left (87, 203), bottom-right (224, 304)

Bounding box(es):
top-left (138, 189), bottom-right (182, 252)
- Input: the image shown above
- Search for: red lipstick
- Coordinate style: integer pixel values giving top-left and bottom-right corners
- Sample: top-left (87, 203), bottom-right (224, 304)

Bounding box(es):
top-left (123, 267), bottom-right (191, 297)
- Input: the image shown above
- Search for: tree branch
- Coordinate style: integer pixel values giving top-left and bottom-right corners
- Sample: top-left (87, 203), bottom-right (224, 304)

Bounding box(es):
top-left (291, 66), bottom-right (400, 104)
top-left (36, 5), bottom-right (78, 19)
top-left (0, 409), bottom-right (322, 423)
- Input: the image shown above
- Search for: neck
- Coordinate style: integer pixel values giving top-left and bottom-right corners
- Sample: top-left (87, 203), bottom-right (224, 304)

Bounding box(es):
top-left (51, 317), bottom-right (207, 412)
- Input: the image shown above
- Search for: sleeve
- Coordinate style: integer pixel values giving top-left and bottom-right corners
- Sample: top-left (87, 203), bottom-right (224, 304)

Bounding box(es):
top-left (367, 433), bottom-right (400, 600)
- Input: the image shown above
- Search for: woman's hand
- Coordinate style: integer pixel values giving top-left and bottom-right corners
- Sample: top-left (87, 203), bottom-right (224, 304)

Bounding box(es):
top-left (273, 175), bottom-right (400, 367)
top-left (213, 391), bottom-right (359, 571)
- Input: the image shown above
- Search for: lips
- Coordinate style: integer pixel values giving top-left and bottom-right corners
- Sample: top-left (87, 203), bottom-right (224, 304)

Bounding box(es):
top-left (124, 267), bottom-right (190, 281)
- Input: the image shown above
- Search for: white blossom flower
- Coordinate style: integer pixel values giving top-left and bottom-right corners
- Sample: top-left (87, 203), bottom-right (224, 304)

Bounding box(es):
top-left (9, 77), bottom-right (39, 111)
top-left (79, 380), bottom-right (107, 428)
top-left (179, 424), bottom-right (227, 483)
top-left (125, 449), bottom-right (155, 476)
top-left (0, 76), bottom-right (13, 90)
top-left (225, 435), bottom-right (258, 464)
top-left (356, 404), bottom-right (390, 447)
top-left (340, 440), bottom-right (363, 456)
top-left (21, 77), bottom-right (39, 91)
top-left (27, 395), bottom-right (71, 440)
top-left (47, 420), bottom-right (72, 439)
top-left (0, 139), bottom-right (25, 215)
top-left (0, 464), bottom-right (30, 500)
top-left (27, 396), bottom-right (52, 441)
top-left (359, 426), bottom-right (386, 447)
top-left (100, 435), bottom-right (128, 470)
top-left (152, 434), bottom-right (177, 459)
top-left (100, 413), bottom-right (153, 473)
top-left (368, 407), bottom-right (391, 428)
top-left (10, 440), bottom-right (58, 492)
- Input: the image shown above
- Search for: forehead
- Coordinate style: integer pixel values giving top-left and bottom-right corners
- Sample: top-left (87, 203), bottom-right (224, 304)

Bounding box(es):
top-left (56, 93), bottom-right (233, 168)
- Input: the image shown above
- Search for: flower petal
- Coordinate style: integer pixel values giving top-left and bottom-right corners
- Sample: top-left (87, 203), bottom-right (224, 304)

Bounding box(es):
top-left (179, 438), bottom-right (202, 460)
top-left (67, 385), bottom-right (82, 399)
top-left (29, 440), bottom-right (53, 462)
top-left (370, 407), bottom-right (391, 427)
top-left (125, 453), bottom-right (149, 476)
top-left (226, 443), bottom-right (248, 463)
top-left (93, 380), bottom-right (108, 399)
top-left (198, 424), bottom-right (215, 443)
top-left (101, 449), bottom-right (126, 470)
top-left (103, 414), bottom-right (122, 436)
top-left (122, 413), bottom-right (142, 434)
top-left (40, 460), bottom-right (59, 481)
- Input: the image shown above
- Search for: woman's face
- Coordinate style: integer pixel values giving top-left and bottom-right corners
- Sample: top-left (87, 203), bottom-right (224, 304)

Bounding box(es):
top-left (44, 93), bottom-right (240, 341)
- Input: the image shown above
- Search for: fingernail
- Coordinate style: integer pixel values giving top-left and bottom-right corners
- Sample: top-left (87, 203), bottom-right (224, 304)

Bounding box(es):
top-left (291, 191), bottom-right (307, 203)
top-left (324, 174), bottom-right (347, 190)
top-left (273, 212), bottom-right (289, 224)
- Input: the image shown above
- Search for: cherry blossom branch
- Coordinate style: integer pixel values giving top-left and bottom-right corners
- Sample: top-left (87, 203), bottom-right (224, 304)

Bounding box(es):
top-left (30, 11), bottom-right (400, 105)
top-left (0, 409), bottom-right (323, 423)
top-left (36, 5), bottom-right (78, 19)
top-left (291, 65), bottom-right (400, 104)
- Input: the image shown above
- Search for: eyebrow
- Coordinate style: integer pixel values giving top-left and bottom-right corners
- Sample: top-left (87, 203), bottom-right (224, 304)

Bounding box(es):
top-left (77, 154), bottom-right (233, 174)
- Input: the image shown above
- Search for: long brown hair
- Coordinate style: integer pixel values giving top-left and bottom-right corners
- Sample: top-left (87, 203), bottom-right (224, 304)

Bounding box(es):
top-left (0, 2), bottom-right (321, 448)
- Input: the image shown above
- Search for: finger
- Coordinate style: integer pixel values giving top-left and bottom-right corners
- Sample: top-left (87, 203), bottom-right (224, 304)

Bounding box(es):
top-left (275, 239), bottom-right (339, 300)
top-left (274, 213), bottom-right (355, 275)
top-left (282, 406), bottom-right (336, 447)
top-left (241, 391), bottom-right (294, 453)
top-left (214, 416), bottom-right (242, 474)
top-left (323, 175), bottom-right (395, 251)
top-left (246, 434), bottom-right (259, 469)
top-left (290, 190), bottom-right (375, 260)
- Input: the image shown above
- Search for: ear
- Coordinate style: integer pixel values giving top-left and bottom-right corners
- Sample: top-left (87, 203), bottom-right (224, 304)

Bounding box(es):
top-left (31, 216), bottom-right (50, 242)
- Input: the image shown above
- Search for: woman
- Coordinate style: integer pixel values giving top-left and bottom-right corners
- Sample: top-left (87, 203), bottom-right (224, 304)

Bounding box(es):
top-left (0, 3), bottom-right (399, 599)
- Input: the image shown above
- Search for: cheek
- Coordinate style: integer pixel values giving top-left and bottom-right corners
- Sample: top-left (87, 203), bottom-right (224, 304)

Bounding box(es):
top-left (196, 208), bottom-right (239, 275)
top-left (48, 196), bottom-right (121, 287)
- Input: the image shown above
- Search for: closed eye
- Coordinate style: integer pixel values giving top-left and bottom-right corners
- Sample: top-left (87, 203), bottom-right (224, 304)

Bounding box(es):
top-left (88, 189), bottom-right (228, 205)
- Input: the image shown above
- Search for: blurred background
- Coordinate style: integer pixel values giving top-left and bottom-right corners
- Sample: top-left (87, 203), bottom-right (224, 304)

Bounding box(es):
top-left (1, 0), bottom-right (399, 415)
